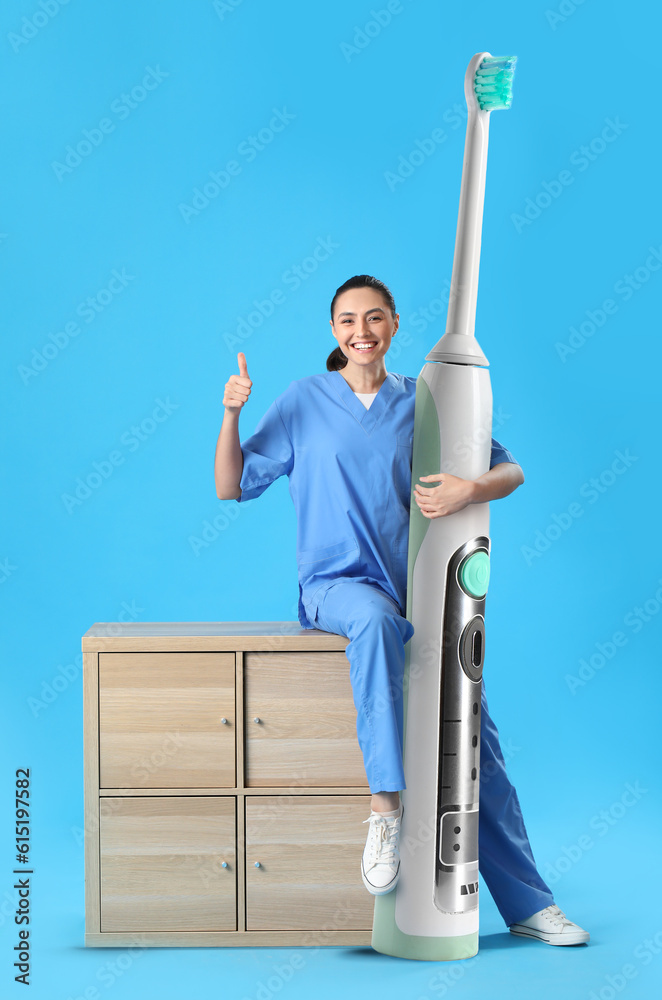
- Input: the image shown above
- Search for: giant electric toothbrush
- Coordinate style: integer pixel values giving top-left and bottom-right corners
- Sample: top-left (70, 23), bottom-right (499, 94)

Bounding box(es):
top-left (372, 52), bottom-right (517, 961)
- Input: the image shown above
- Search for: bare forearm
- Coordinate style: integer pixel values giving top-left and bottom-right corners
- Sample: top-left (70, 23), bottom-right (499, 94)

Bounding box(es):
top-left (214, 409), bottom-right (243, 499)
top-left (469, 462), bottom-right (524, 504)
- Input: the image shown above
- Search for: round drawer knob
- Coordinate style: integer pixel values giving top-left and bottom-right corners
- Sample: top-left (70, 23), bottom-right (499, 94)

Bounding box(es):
top-left (254, 861), bottom-right (261, 868)
top-left (221, 718), bottom-right (228, 725)
top-left (221, 861), bottom-right (228, 869)
top-left (253, 717), bottom-right (261, 724)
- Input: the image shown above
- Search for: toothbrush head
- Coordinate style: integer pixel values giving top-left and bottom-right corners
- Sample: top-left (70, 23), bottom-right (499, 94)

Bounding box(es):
top-left (473, 55), bottom-right (517, 111)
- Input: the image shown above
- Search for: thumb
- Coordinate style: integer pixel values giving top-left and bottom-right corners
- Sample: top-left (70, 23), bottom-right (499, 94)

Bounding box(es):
top-left (237, 352), bottom-right (248, 377)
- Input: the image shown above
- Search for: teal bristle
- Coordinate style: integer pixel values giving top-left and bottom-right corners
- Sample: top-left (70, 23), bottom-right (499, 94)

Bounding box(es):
top-left (473, 55), bottom-right (517, 111)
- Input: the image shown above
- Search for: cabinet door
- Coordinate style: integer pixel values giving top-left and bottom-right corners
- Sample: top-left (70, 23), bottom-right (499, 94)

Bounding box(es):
top-left (99, 652), bottom-right (235, 787)
top-left (245, 796), bottom-right (373, 930)
top-left (100, 796), bottom-right (236, 931)
top-left (244, 652), bottom-right (368, 787)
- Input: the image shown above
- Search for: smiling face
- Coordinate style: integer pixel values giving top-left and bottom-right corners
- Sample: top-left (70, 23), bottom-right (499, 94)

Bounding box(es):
top-left (330, 286), bottom-right (399, 374)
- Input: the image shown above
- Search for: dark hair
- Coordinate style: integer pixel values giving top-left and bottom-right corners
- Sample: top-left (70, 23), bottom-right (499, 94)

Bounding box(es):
top-left (326, 275), bottom-right (397, 371)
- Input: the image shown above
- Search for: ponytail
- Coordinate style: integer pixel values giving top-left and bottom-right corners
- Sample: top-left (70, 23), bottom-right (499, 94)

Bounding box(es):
top-left (326, 346), bottom-right (348, 371)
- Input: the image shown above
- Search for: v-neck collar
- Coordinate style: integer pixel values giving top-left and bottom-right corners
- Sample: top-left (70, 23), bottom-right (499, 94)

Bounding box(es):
top-left (327, 370), bottom-right (398, 435)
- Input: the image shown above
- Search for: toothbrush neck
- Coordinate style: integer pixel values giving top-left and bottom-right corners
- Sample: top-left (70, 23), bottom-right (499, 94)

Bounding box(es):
top-left (445, 109), bottom-right (490, 341)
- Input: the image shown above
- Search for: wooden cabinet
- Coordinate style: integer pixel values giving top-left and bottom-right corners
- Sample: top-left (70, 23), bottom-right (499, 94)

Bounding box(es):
top-left (83, 623), bottom-right (372, 947)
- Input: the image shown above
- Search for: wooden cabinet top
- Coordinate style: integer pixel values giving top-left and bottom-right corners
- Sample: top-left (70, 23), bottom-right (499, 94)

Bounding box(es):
top-left (82, 622), bottom-right (349, 652)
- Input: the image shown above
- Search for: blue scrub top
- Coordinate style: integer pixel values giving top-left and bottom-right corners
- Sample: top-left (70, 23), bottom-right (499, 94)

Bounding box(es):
top-left (236, 370), bottom-right (517, 629)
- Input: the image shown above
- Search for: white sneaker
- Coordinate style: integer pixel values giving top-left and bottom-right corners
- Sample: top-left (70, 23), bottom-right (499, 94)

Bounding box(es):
top-left (509, 904), bottom-right (590, 946)
top-left (361, 806), bottom-right (402, 895)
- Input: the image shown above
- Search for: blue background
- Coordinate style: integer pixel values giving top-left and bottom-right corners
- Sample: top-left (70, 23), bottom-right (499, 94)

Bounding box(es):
top-left (2, 0), bottom-right (661, 997)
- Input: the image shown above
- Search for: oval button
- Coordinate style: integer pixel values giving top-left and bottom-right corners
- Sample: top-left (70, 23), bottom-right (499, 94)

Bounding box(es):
top-left (459, 551), bottom-right (490, 598)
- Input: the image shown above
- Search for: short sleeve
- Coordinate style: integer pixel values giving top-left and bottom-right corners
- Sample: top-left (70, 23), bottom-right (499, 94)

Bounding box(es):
top-left (489, 436), bottom-right (519, 469)
top-left (236, 400), bottom-right (294, 502)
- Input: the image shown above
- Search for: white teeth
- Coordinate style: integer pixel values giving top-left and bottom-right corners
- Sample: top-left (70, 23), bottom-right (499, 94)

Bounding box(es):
top-left (352, 343), bottom-right (376, 350)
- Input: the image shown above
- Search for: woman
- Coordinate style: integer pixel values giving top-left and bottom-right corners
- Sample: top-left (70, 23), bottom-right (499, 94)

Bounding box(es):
top-left (214, 274), bottom-right (589, 946)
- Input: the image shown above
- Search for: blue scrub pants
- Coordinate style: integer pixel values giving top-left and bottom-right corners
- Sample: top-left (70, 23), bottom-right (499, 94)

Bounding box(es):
top-left (305, 579), bottom-right (555, 927)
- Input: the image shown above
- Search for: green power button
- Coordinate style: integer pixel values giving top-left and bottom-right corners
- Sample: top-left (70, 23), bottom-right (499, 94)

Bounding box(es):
top-left (459, 551), bottom-right (490, 598)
